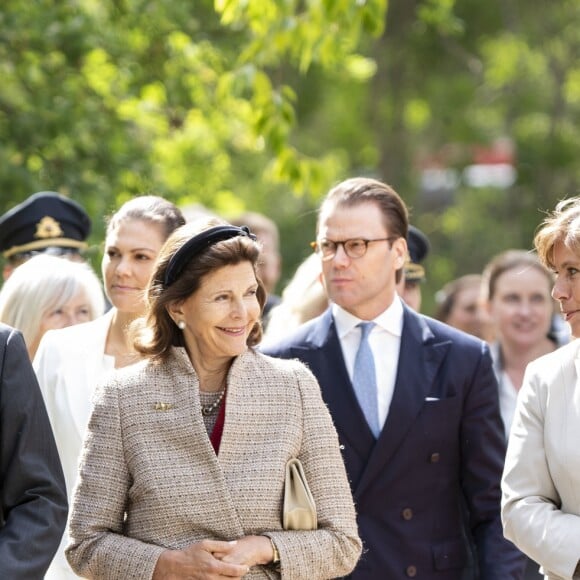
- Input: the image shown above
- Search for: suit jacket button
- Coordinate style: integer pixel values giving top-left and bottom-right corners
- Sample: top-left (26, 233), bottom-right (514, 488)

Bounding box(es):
top-left (430, 452), bottom-right (440, 463)
top-left (402, 507), bottom-right (413, 520)
top-left (406, 565), bottom-right (417, 577)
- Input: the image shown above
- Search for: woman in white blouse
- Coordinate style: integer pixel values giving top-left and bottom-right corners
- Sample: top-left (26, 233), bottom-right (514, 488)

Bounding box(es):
top-left (481, 249), bottom-right (559, 438)
top-left (502, 197), bottom-right (580, 580)
top-left (33, 195), bottom-right (184, 580)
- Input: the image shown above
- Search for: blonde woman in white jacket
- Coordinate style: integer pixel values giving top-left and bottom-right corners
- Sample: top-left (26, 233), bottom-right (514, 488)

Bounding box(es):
top-left (34, 195), bottom-right (184, 580)
top-left (502, 197), bottom-right (580, 580)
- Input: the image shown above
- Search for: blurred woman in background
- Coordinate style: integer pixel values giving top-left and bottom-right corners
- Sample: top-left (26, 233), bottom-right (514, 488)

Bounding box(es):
top-left (434, 274), bottom-right (493, 341)
top-left (481, 249), bottom-right (558, 440)
top-left (0, 254), bottom-right (104, 359)
top-left (33, 195), bottom-right (185, 580)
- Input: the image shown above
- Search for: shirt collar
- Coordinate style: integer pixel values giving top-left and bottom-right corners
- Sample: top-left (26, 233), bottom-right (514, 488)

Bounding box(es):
top-left (333, 294), bottom-right (404, 339)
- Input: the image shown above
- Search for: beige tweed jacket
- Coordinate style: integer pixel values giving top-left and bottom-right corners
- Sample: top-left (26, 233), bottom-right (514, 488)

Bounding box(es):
top-left (66, 347), bottom-right (361, 580)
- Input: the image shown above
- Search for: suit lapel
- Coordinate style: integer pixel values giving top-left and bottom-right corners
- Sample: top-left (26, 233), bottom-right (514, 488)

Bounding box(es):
top-left (354, 308), bottom-right (450, 500)
top-left (291, 311), bottom-right (377, 459)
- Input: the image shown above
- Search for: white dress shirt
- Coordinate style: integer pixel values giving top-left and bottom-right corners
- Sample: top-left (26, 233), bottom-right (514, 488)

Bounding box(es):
top-left (498, 370), bottom-right (518, 438)
top-left (333, 295), bottom-right (404, 431)
top-left (490, 342), bottom-right (530, 439)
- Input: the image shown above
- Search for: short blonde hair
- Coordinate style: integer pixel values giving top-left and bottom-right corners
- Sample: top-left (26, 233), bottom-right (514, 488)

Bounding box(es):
top-left (0, 254), bottom-right (105, 349)
top-left (534, 197), bottom-right (580, 268)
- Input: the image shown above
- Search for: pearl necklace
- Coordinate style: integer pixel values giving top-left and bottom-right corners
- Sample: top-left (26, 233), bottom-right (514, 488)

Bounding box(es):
top-left (201, 388), bottom-right (226, 416)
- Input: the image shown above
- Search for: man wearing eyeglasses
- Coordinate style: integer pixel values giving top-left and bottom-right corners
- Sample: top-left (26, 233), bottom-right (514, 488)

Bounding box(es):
top-left (262, 177), bottom-right (524, 579)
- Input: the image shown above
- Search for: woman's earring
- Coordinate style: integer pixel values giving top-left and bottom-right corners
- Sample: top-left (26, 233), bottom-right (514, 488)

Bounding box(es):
top-left (177, 320), bottom-right (186, 330)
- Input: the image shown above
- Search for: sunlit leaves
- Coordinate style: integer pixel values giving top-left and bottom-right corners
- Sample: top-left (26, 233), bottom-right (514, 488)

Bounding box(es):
top-left (565, 68), bottom-right (580, 105)
top-left (0, 0), bottom-right (387, 230)
top-left (417, 0), bottom-right (464, 36)
top-left (482, 34), bottom-right (547, 90)
top-left (215, 0), bottom-right (386, 72)
top-left (404, 99), bottom-right (431, 131)
top-left (266, 145), bottom-right (343, 198)
top-left (82, 48), bottom-right (123, 101)
top-left (345, 55), bottom-right (377, 81)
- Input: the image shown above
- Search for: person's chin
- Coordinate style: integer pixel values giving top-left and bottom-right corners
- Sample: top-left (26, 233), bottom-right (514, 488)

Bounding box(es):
top-left (569, 319), bottom-right (580, 339)
top-left (328, 285), bottom-right (354, 304)
top-left (333, 295), bottom-right (361, 313)
top-left (110, 294), bottom-right (144, 312)
top-left (219, 346), bottom-right (247, 358)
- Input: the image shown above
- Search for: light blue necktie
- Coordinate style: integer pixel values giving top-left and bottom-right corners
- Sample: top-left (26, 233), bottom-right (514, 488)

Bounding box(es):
top-left (352, 321), bottom-right (380, 438)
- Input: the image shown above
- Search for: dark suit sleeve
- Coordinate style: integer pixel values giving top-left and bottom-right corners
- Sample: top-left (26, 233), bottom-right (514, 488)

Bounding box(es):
top-left (460, 342), bottom-right (525, 579)
top-left (0, 326), bottom-right (68, 579)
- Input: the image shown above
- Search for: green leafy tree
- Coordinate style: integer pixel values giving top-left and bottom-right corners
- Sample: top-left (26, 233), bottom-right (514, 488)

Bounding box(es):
top-left (289, 0), bottom-right (580, 313)
top-left (0, 0), bottom-right (386, 256)
top-left (2, 0), bottom-right (579, 310)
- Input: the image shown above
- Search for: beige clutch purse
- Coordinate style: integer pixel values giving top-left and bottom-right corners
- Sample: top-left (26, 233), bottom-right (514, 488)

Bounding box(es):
top-left (283, 458), bottom-right (317, 530)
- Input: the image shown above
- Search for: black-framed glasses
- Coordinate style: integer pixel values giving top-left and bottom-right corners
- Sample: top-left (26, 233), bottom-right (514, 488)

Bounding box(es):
top-left (310, 237), bottom-right (397, 261)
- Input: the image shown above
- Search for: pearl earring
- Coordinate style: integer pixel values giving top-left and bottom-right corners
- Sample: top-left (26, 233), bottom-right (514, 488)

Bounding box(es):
top-left (177, 320), bottom-right (186, 330)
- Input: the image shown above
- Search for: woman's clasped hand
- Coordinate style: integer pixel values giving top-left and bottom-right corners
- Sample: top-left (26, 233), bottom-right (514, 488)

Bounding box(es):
top-left (153, 536), bottom-right (275, 579)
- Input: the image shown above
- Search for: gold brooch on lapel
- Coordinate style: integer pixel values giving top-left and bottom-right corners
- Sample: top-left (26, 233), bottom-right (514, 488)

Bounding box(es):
top-left (154, 402), bottom-right (174, 411)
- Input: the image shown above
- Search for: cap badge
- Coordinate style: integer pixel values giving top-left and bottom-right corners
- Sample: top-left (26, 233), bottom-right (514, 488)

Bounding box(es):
top-left (35, 216), bottom-right (64, 239)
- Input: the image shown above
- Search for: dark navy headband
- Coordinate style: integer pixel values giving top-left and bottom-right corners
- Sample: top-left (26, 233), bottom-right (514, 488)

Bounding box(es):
top-left (163, 225), bottom-right (256, 287)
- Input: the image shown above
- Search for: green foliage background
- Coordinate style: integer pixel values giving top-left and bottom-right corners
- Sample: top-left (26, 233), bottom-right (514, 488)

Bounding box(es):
top-left (1, 0), bottom-right (579, 316)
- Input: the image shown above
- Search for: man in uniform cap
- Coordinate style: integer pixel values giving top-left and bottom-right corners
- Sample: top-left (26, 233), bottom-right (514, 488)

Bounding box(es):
top-left (0, 191), bottom-right (91, 281)
top-left (398, 224), bottom-right (430, 311)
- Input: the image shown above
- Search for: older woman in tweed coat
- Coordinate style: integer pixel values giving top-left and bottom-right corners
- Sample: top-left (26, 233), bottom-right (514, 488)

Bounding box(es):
top-left (66, 219), bottom-right (361, 580)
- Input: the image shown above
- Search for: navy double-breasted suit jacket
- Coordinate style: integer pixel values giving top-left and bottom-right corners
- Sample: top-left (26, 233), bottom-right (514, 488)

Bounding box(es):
top-left (262, 305), bottom-right (524, 579)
